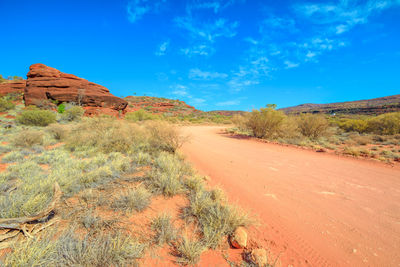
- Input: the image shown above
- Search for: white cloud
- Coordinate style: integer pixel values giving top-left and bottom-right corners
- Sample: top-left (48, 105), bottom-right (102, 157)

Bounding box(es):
top-left (126, 0), bottom-right (166, 23)
top-left (284, 60), bottom-right (299, 69)
top-left (189, 69), bottom-right (228, 80)
top-left (216, 99), bottom-right (240, 106)
top-left (155, 41), bottom-right (169, 56)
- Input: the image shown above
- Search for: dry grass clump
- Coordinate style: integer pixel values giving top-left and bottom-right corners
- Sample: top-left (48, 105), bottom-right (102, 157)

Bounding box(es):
top-left (46, 123), bottom-right (69, 141)
top-left (11, 129), bottom-right (44, 147)
top-left (144, 120), bottom-right (189, 153)
top-left (151, 213), bottom-right (178, 245)
top-left (147, 152), bottom-right (192, 196)
top-left (183, 189), bottom-right (250, 249)
top-left (4, 230), bottom-right (145, 267)
top-left (175, 236), bottom-right (205, 265)
top-left (111, 186), bottom-right (152, 213)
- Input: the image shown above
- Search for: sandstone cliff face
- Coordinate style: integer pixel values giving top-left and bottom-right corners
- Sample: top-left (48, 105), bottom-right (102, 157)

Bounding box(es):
top-left (24, 64), bottom-right (127, 111)
top-left (0, 81), bottom-right (26, 96)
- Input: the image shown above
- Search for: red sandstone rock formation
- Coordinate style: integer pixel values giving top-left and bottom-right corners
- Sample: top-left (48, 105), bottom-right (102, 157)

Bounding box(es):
top-left (24, 64), bottom-right (127, 111)
top-left (0, 81), bottom-right (26, 96)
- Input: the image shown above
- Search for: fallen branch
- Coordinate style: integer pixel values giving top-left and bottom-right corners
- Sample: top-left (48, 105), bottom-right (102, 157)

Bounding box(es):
top-left (0, 182), bottom-right (62, 230)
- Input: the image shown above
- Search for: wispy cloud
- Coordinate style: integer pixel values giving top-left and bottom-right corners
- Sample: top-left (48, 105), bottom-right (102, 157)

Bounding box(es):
top-left (170, 84), bottom-right (189, 97)
top-left (284, 60), bottom-right (299, 69)
top-left (175, 16), bottom-right (238, 43)
top-left (216, 99), bottom-right (241, 106)
top-left (294, 0), bottom-right (400, 35)
top-left (155, 41), bottom-right (169, 56)
top-left (187, 0), bottom-right (244, 14)
top-left (126, 0), bottom-right (166, 23)
top-left (180, 44), bottom-right (214, 57)
top-left (189, 68), bottom-right (228, 80)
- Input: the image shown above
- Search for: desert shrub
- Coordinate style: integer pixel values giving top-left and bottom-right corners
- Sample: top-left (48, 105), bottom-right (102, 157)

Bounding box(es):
top-left (147, 152), bottom-right (191, 196)
top-left (111, 186), bottom-right (152, 213)
top-left (17, 109), bottom-right (56, 126)
top-left (232, 114), bottom-right (248, 131)
top-left (297, 114), bottom-right (329, 139)
top-left (47, 123), bottom-right (69, 141)
top-left (336, 118), bottom-right (369, 133)
top-left (0, 97), bottom-right (15, 112)
top-left (12, 129), bottom-right (44, 147)
top-left (343, 146), bottom-right (360, 157)
top-left (151, 213), bottom-right (178, 245)
top-left (367, 112), bottom-right (400, 135)
top-left (61, 105), bottom-right (85, 121)
top-left (125, 109), bottom-right (157, 122)
top-left (245, 107), bottom-right (286, 138)
top-left (351, 135), bottom-right (372, 145)
top-left (175, 236), bottom-right (205, 266)
top-left (1, 150), bottom-right (27, 163)
top-left (144, 120), bottom-right (188, 153)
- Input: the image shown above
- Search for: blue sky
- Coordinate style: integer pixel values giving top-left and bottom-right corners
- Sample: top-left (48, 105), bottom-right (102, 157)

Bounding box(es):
top-left (0, 0), bottom-right (399, 111)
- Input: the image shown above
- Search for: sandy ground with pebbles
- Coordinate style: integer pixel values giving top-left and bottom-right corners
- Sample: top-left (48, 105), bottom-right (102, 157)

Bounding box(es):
top-left (181, 126), bottom-right (400, 267)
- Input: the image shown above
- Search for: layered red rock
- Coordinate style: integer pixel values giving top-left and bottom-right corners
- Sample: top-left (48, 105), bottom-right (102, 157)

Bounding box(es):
top-left (24, 64), bottom-right (127, 110)
top-left (0, 81), bottom-right (26, 96)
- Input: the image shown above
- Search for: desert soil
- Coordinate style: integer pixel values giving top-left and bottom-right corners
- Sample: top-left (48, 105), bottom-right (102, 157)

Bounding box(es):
top-left (180, 126), bottom-right (400, 267)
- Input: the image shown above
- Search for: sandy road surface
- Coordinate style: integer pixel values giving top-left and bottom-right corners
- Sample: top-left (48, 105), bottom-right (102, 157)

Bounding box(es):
top-left (180, 126), bottom-right (400, 267)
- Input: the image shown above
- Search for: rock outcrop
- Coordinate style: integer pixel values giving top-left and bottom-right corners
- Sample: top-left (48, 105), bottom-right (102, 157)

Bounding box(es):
top-left (24, 64), bottom-right (127, 111)
top-left (0, 81), bottom-right (26, 96)
top-left (230, 227), bottom-right (248, 248)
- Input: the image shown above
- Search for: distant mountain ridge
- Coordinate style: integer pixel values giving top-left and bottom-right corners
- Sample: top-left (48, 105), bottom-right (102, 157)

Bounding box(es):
top-left (279, 94), bottom-right (400, 115)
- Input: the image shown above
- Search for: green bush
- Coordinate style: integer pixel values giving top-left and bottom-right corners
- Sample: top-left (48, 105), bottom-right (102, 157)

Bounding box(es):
top-left (336, 118), bottom-right (369, 133)
top-left (0, 97), bottom-right (15, 112)
top-left (245, 107), bottom-right (286, 138)
top-left (17, 109), bottom-right (56, 126)
top-left (57, 103), bottom-right (66, 113)
top-left (125, 109), bottom-right (158, 122)
top-left (297, 114), bottom-right (329, 139)
top-left (367, 112), bottom-right (400, 135)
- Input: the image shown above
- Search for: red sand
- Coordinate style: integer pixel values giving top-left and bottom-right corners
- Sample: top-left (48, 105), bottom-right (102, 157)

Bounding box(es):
top-left (181, 126), bottom-right (400, 267)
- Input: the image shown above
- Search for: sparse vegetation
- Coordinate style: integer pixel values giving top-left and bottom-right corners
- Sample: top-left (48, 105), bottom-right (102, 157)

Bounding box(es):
top-left (0, 97), bottom-right (15, 112)
top-left (151, 213), bottom-right (178, 245)
top-left (112, 186), bottom-right (152, 213)
top-left (175, 236), bottom-right (205, 265)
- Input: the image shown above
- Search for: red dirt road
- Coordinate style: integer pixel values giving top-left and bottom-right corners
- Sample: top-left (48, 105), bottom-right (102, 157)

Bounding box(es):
top-left (180, 126), bottom-right (400, 267)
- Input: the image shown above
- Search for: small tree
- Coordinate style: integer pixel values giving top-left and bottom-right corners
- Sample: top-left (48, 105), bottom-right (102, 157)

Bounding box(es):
top-left (77, 88), bottom-right (85, 106)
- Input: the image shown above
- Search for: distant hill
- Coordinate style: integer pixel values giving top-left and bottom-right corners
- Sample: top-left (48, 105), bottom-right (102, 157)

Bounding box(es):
top-left (279, 94), bottom-right (400, 115)
top-left (124, 96), bottom-right (201, 115)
